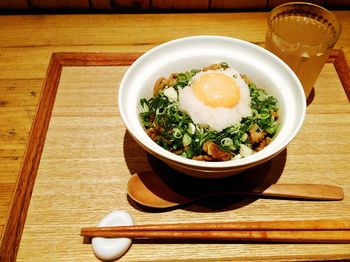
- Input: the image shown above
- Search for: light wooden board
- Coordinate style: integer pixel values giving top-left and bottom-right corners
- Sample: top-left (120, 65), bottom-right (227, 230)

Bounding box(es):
top-left (14, 53), bottom-right (350, 261)
top-left (0, 13), bottom-right (271, 252)
top-left (1, 11), bottom-right (350, 261)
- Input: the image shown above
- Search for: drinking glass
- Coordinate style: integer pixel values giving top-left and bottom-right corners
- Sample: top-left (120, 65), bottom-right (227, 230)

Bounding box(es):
top-left (265, 2), bottom-right (342, 98)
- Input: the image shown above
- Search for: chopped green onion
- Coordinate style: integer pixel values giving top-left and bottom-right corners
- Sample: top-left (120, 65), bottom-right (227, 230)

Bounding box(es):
top-left (241, 133), bottom-right (248, 142)
top-left (163, 87), bottom-right (178, 102)
top-left (240, 144), bottom-right (253, 157)
top-left (156, 107), bottom-right (166, 115)
top-left (173, 128), bottom-right (182, 138)
top-left (260, 111), bottom-right (270, 119)
top-left (139, 63), bottom-right (279, 161)
top-left (140, 102), bottom-right (149, 113)
top-left (221, 137), bottom-right (233, 147)
top-left (188, 123), bottom-right (196, 135)
top-left (182, 133), bottom-right (192, 147)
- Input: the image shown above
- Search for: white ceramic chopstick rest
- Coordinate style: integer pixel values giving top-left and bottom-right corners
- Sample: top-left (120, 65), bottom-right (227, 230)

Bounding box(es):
top-left (92, 210), bottom-right (134, 261)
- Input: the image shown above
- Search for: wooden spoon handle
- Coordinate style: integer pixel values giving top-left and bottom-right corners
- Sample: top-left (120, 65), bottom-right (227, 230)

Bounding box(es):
top-left (256, 184), bottom-right (344, 200)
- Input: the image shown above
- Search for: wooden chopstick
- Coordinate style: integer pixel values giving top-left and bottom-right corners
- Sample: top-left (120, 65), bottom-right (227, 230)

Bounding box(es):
top-left (81, 219), bottom-right (350, 233)
top-left (81, 229), bottom-right (350, 243)
top-left (81, 220), bottom-right (350, 243)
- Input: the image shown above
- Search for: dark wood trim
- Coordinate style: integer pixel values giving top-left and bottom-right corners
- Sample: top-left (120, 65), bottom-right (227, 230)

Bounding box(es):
top-left (0, 49), bottom-right (347, 260)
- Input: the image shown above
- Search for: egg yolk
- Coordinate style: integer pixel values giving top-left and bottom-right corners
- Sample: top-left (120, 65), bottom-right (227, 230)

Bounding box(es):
top-left (192, 72), bottom-right (240, 108)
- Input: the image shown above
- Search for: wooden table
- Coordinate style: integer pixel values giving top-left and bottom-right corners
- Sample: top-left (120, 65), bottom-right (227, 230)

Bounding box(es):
top-left (0, 12), bottom-right (350, 261)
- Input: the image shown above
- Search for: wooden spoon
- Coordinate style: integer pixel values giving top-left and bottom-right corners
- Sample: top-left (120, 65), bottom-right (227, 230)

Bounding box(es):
top-left (127, 173), bottom-right (344, 208)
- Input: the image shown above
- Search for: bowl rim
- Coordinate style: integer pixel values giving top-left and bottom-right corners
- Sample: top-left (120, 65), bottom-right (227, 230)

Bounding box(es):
top-left (118, 35), bottom-right (306, 170)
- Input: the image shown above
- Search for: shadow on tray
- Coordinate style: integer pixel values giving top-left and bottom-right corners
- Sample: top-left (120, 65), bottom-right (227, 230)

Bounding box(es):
top-left (123, 131), bottom-right (286, 213)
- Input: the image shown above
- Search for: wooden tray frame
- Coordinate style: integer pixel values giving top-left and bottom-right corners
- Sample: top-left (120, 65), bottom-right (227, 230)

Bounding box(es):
top-left (0, 50), bottom-right (349, 260)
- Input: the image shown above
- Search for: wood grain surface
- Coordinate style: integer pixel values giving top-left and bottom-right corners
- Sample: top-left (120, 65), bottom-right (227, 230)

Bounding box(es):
top-left (0, 52), bottom-right (140, 260)
top-left (0, 12), bottom-right (350, 261)
top-left (6, 50), bottom-right (349, 261)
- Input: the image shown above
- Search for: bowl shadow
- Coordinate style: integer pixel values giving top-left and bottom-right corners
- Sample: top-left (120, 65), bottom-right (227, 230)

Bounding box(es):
top-left (123, 131), bottom-right (287, 213)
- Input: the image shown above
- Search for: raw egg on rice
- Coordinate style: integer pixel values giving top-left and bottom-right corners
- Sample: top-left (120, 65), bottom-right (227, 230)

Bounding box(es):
top-left (178, 68), bottom-right (252, 132)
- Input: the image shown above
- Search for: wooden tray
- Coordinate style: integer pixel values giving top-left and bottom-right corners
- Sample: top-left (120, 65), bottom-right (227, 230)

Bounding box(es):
top-left (1, 51), bottom-right (350, 261)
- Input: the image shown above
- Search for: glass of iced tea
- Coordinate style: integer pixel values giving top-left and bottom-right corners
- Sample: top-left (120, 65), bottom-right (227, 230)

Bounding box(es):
top-left (265, 2), bottom-right (342, 98)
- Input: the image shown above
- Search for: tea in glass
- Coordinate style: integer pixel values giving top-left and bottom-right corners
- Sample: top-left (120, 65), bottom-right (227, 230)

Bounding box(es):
top-left (265, 2), bottom-right (341, 98)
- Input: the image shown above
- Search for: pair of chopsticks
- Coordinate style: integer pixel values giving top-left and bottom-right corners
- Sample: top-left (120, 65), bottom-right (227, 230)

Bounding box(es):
top-left (81, 219), bottom-right (350, 243)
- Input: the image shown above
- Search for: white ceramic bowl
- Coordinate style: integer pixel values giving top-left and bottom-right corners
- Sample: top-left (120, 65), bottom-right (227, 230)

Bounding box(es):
top-left (118, 36), bottom-right (306, 178)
